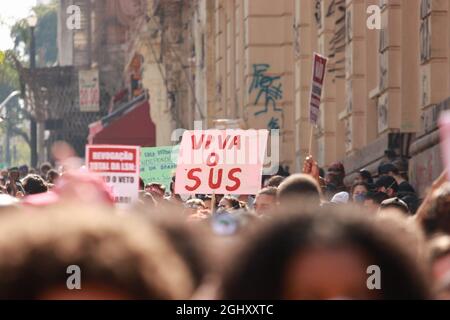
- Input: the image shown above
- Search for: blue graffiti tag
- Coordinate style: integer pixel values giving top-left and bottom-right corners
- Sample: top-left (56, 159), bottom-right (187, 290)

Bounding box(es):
top-left (249, 64), bottom-right (283, 116)
top-left (267, 117), bottom-right (280, 130)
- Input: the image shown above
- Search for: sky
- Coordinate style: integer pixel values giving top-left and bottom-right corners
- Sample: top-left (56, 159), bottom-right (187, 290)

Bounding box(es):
top-left (0, 0), bottom-right (38, 50)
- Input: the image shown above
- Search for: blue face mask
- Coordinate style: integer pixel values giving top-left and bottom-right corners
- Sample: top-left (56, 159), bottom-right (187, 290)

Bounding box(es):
top-left (354, 194), bottom-right (366, 203)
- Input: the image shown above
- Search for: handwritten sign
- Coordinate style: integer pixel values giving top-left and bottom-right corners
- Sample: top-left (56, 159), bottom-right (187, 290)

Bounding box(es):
top-left (79, 69), bottom-right (100, 112)
top-left (175, 130), bottom-right (268, 195)
top-left (86, 145), bottom-right (140, 206)
top-left (140, 146), bottom-right (177, 191)
top-left (309, 53), bottom-right (328, 125)
top-left (439, 111), bottom-right (450, 181)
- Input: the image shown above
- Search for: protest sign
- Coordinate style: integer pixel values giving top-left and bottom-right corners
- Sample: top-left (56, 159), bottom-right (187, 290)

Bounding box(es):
top-left (79, 69), bottom-right (100, 112)
top-left (140, 146), bottom-right (177, 190)
top-left (309, 53), bottom-right (328, 125)
top-left (439, 111), bottom-right (450, 180)
top-left (86, 145), bottom-right (140, 205)
top-left (175, 129), bottom-right (268, 195)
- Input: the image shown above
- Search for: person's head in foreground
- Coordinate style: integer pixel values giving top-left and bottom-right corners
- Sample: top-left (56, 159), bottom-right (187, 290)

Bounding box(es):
top-left (0, 209), bottom-right (193, 299)
top-left (221, 207), bottom-right (430, 300)
top-left (428, 235), bottom-right (450, 299)
top-left (423, 183), bottom-right (450, 237)
top-left (277, 174), bottom-right (321, 208)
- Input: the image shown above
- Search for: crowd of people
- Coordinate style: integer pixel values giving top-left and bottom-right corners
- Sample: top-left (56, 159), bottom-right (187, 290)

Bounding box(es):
top-left (0, 153), bottom-right (449, 300)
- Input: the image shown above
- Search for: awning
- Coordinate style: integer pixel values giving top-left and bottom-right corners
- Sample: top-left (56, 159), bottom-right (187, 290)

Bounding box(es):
top-left (88, 93), bottom-right (156, 147)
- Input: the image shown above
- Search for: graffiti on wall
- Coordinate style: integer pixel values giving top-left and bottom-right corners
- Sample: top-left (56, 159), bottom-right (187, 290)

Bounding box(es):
top-left (420, 0), bottom-right (431, 64)
top-left (249, 64), bottom-right (283, 129)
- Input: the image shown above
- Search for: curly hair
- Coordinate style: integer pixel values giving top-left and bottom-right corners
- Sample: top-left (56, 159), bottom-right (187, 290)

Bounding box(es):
top-left (0, 207), bottom-right (194, 299)
top-left (221, 207), bottom-right (430, 300)
top-left (22, 174), bottom-right (48, 195)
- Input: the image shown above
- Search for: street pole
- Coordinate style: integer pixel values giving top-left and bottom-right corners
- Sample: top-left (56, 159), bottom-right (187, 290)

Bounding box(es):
top-left (5, 108), bottom-right (11, 167)
top-left (30, 25), bottom-right (38, 169)
top-left (0, 91), bottom-right (20, 167)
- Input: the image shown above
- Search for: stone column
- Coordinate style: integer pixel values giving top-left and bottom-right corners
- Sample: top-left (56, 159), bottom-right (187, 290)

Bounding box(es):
top-left (244, 0), bottom-right (295, 170)
top-left (294, 0), bottom-right (317, 171)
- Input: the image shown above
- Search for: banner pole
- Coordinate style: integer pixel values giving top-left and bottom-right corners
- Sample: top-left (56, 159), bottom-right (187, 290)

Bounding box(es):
top-left (308, 125), bottom-right (315, 157)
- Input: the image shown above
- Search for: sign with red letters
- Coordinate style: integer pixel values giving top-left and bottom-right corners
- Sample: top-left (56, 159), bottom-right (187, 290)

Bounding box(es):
top-left (175, 130), bottom-right (268, 195)
top-left (86, 145), bottom-right (140, 205)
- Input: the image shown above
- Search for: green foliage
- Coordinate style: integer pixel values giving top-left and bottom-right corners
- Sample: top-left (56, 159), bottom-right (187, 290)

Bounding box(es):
top-left (10, 1), bottom-right (58, 66)
top-left (1, 0), bottom-right (58, 165)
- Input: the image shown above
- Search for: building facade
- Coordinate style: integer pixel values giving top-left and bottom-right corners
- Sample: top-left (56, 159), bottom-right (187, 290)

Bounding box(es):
top-left (122, 0), bottom-right (450, 195)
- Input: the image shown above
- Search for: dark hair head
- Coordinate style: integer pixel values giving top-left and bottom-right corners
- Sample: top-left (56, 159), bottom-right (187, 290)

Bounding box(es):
top-left (40, 162), bottom-right (52, 172)
top-left (365, 191), bottom-right (390, 205)
top-left (326, 171), bottom-right (345, 188)
top-left (266, 175), bottom-right (285, 188)
top-left (22, 174), bottom-right (48, 195)
top-left (375, 176), bottom-right (399, 193)
top-left (277, 174), bottom-right (321, 206)
top-left (0, 208), bottom-right (194, 299)
top-left (19, 165), bottom-right (29, 175)
top-left (46, 170), bottom-right (60, 182)
top-left (359, 169), bottom-right (373, 184)
top-left (220, 196), bottom-right (241, 210)
top-left (328, 162), bottom-right (346, 176)
top-left (378, 163), bottom-right (399, 176)
top-left (146, 183), bottom-right (166, 192)
top-left (221, 207), bottom-right (430, 300)
top-left (153, 219), bottom-right (213, 289)
top-left (352, 181), bottom-right (369, 194)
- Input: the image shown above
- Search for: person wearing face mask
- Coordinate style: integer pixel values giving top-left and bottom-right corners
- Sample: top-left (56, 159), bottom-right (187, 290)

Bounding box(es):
top-left (351, 182), bottom-right (370, 204)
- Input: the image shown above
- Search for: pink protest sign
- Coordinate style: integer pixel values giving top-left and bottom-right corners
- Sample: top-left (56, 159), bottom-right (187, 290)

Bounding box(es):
top-left (439, 111), bottom-right (450, 181)
top-left (175, 130), bottom-right (269, 195)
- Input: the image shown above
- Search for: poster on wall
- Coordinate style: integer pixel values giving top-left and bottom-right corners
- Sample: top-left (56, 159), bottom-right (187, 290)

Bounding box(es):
top-left (79, 69), bottom-right (100, 112)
